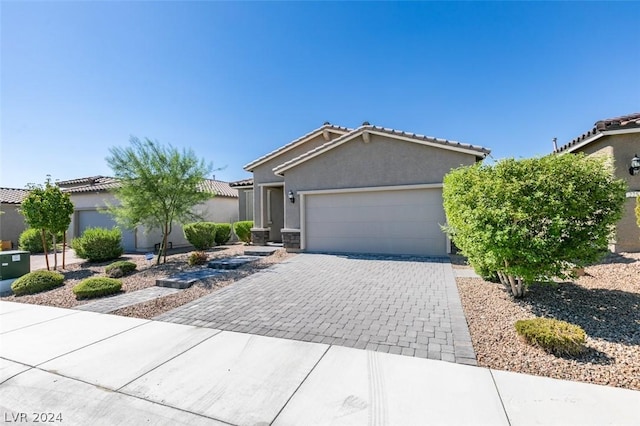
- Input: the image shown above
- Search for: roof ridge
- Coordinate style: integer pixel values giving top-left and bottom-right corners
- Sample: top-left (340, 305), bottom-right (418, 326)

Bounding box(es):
top-left (555, 112), bottom-right (640, 153)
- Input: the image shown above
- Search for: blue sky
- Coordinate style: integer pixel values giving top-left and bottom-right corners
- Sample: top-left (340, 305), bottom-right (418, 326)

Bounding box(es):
top-left (2, 1), bottom-right (639, 189)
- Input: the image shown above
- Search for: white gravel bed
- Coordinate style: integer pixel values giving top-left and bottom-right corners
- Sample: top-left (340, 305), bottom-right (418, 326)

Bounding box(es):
top-left (456, 252), bottom-right (640, 391)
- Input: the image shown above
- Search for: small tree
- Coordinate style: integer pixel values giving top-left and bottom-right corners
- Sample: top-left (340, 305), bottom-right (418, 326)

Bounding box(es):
top-left (443, 154), bottom-right (626, 298)
top-left (20, 176), bottom-right (74, 270)
top-left (106, 137), bottom-right (213, 264)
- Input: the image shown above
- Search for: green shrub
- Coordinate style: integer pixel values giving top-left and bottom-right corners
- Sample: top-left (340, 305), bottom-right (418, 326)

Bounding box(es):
top-left (233, 221), bottom-right (253, 244)
top-left (73, 277), bottom-right (122, 299)
top-left (183, 222), bottom-right (216, 250)
top-left (214, 223), bottom-right (232, 245)
top-left (18, 228), bottom-right (52, 253)
top-left (11, 270), bottom-right (64, 296)
top-left (188, 251), bottom-right (208, 266)
top-left (105, 260), bottom-right (137, 278)
top-left (515, 318), bottom-right (586, 356)
top-left (71, 227), bottom-right (124, 262)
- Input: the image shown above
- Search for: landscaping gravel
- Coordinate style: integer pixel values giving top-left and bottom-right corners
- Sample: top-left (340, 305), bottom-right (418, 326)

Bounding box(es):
top-left (1, 244), bottom-right (294, 317)
top-left (456, 252), bottom-right (640, 391)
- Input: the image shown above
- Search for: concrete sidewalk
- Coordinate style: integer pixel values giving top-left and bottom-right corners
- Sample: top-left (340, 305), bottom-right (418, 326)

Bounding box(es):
top-left (1, 301), bottom-right (638, 425)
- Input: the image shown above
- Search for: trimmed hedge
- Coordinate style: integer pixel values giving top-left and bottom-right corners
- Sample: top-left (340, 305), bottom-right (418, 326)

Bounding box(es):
top-left (73, 277), bottom-right (122, 299)
top-left (214, 223), bottom-right (232, 245)
top-left (515, 317), bottom-right (586, 356)
top-left (105, 260), bottom-right (137, 278)
top-left (188, 251), bottom-right (208, 266)
top-left (72, 227), bottom-right (123, 262)
top-left (233, 221), bottom-right (253, 244)
top-left (183, 222), bottom-right (216, 250)
top-left (11, 270), bottom-right (64, 296)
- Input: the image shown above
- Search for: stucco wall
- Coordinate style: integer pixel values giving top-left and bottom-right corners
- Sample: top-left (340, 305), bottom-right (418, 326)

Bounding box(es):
top-left (282, 133), bottom-right (479, 229)
top-left (0, 204), bottom-right (26, 249)
top-left (69, 192), bottom-right (239, 252)
top-left (237, 188), bottom-right (254, 221)
top-left (251, 132), bottom-right (343, 227)
top-left (576, 132), bottom-right (640, 252)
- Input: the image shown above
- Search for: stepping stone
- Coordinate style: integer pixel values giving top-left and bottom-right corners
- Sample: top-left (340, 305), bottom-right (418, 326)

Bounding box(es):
top-left (156, 269), bottom-right (226, 289)
top-left (243, 246), bottom-right (280, 256)
top-left (207, 256), bottom-right (260, 270)
top-left (76, 287), bottom-right (181, 314)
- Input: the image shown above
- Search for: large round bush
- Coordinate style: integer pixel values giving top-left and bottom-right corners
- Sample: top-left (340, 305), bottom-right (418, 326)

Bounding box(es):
top-left (73, 277), bottom-right (122, 299)
top-left (11, 270), bottom-right (64, 296)
top-left (183, 222), bottom-right (216, 250)
top-left (18, 228), bottom-right (52, 253)
top-left (72, 227), bottom-right (124, 262)
top-left (233, 221), bottom-right (253, 244)
top-left (214, 223), bottom-right (232, 245)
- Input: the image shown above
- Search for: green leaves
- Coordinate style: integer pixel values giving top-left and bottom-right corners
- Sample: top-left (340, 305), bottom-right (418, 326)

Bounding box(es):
top-left (106, 137), bottom-right (213, 263)
top-left (443, 154), bottom-right (627, 286)
top-left (21, 177), bottom-right (74, 235)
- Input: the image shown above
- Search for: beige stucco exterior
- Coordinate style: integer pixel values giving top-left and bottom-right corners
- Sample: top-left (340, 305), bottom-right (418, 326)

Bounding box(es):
top-left (68, 191), bottom-right (239, 252)
top-left (236, 188), bottom-right (254, 221)
top-left (282, 133), bottom-right (479, 229)
top-left (0, 204), bottom-right (27, 249)
top-left (570, 132), bottom-right (640, 252)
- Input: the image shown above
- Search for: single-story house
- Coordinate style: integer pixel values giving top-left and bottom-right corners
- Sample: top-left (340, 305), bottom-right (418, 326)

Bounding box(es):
top-left (229, 178), bottom-right (254, 222)
top-left (554, 112), bottom-right (640, 253)
top-left (243, 122), bottom-right (490, 256)
top-left (0, 188), bottom-right (29, 249)
top-left (59, 176), bottom-right (239, 252)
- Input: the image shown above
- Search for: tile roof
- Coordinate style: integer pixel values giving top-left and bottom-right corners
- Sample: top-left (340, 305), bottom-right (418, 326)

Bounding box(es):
top-left (273, 123), bottom-right (490, 175)
top-left (229, 178), bottom-right (254, 188)
top-left (57, 176), bottom-right (107, 187)
top-left (60, 177), bottom-right (238, 198)
top-left (0, 188), bottom-right (30, 204)
top-left (243, 123), bottom-right (351, 171)
top-left (555, 112), bottom-right (640, 153)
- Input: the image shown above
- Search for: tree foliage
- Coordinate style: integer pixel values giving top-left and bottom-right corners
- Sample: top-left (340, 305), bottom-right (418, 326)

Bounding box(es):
top-left (106, 137), bottom-right (213, 264)
top-left (443, 154), bottom-right (626, 298)
top-left (20, 176), bottom-right (74, 270)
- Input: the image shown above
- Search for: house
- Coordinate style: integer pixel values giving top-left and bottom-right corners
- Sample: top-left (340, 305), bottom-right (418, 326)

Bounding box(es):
top-left (59, 176), bottom-right (239, 252)
top-left (229, 178), bottom-right (254, 221)
top-left (0, 188), bottom-right (29, 249)
top-left (243, 122), bottom-right (490, 256)
top-left (554, 112), bottom-right (640, 253)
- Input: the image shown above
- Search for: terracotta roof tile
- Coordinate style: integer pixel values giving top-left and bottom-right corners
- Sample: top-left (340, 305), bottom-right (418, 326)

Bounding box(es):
top-left (555, 112), bottom-right (640, 153)
top-left (0, 188), bottom-right (30, 204)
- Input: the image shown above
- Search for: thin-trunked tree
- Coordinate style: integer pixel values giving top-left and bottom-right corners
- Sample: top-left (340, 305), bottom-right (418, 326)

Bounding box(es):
top-left (106, 137), bottom-right (213, 264)
top-left (443, 154), bottom-right (626, 298)
top-left (20, 176), bottom-right (74, 270)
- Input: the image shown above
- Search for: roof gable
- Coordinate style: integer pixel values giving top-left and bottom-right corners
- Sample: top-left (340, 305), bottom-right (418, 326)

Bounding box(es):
top-left (555, 112), bottom-right (640, 154)
top-left (243, 123), bottom-right (351, 172)
top-left (273, 124), bottom-right (490, 176)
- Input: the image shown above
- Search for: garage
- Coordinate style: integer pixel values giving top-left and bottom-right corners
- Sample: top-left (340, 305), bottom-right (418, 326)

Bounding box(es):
top-left (303, 187), bottom-right (448, 256)
top-left (77, 210), bottom-right (136, 252)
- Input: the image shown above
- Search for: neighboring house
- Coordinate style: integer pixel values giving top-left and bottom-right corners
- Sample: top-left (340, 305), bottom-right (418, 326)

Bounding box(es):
top-left (243, 122), bottom-right (490, 256)
top-left (58, 176), bottom-right (239, 252)
top-left (0, 188), bottom-right (29, 249)
top-left (554, 112), bottom-right (640, 253)
top-left (229, 178), bottom-right (254, 221)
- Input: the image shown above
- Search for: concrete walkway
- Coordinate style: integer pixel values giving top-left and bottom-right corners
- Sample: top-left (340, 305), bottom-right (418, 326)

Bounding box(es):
top-left (29, 247), bottom-right (84, 271)
top-left (155, 253), bottom-right (476, 365)
top-left (1, 301), bottom-right (638, 425)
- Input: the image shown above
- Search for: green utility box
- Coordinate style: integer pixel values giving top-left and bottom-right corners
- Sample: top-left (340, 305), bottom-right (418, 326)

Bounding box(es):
top-left (0, 250), bottom-right (30, 280)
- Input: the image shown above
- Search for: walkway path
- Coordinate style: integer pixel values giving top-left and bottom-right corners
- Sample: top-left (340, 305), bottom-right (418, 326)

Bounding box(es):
top-left (155, 253), bottom-right (476, 365)
top-left (75, 287), bottom-right (181, 314)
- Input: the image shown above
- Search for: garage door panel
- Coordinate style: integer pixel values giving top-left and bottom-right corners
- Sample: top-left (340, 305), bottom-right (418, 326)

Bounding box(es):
top-left (304, 188), bottom-right (447, 256)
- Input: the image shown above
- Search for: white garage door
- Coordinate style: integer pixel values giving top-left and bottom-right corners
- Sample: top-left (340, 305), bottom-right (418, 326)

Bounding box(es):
top-left (304, 188), bottom-right (447, 256)
top-left (77, 210), bottom-right (136, 252)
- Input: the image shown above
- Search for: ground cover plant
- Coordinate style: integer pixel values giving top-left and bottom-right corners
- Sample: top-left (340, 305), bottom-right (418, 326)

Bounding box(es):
top-left (11, 270), bottom-right (64, 296)
top-left (73, 277), bottom-right (122, 299)
top-left (515, 317), bottom-right (586, 356)
top-left (105, 260), bottom-right (137, 278)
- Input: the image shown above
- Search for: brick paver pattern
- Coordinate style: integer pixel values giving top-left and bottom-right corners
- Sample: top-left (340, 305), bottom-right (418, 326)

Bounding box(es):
top-left (154, 253), bottom-right (477, 365)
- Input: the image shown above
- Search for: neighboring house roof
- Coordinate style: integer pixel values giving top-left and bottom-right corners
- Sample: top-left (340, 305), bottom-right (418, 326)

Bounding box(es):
top-left (60, 176), bottom-right (238, 198)
top-left (273, 123), bottom-right (491, 176)
top-left (0, 188), bottom-right (30, 204)
top-left (243, 123), bottom-right (351, 172)
top-left (555, 112), bottom-right (640, 154)
top-left (229, 178), bottom-right (254, 188)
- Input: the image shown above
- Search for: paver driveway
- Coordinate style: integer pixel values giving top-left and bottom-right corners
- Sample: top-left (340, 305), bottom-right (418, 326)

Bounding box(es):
top-left (154, 253), bottom-right (476, 365)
